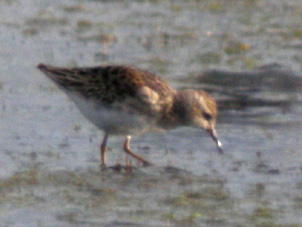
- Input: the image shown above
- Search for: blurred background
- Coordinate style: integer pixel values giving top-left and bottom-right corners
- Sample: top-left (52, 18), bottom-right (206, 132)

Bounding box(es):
top-left (1, 0), bottom-right (302, 226)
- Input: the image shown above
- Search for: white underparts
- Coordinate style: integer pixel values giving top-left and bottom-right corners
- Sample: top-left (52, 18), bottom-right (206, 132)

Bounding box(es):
top-left (69, 93), bottom-right (154, 135)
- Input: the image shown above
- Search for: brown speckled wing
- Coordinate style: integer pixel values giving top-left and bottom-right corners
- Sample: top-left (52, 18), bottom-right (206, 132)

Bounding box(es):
top-left (37, 64), bottom-right (175, 106)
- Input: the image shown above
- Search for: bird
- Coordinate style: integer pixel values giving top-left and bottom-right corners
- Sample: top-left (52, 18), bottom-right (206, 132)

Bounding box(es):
top-left (37, 63), bottom-right (223, 167)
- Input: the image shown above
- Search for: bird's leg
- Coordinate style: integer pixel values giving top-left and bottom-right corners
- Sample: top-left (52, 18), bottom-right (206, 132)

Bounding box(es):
top-left (100, 133), bottom-right (109, 168)
top-left (123, 136), bottom-right (152, 166)
top-left (124, 153), bottom-right (132, 173)
top-left (125, 152), bottom-right (131, 167)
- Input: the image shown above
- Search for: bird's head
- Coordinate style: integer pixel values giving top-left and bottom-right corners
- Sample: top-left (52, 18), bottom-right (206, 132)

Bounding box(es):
top-left (176, 89), bottom-right (223, 153)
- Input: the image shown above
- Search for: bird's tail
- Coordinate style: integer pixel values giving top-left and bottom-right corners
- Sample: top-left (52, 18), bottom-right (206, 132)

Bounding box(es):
top-left (37, 63), bottom-right (87, 89)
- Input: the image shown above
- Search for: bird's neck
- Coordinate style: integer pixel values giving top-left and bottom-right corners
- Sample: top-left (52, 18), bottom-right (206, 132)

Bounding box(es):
top-left (158, 91), bottom-right (188, 129)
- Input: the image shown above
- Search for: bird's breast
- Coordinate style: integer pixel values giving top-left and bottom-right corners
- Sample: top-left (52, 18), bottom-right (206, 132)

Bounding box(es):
top-left (69, 93), bottom-right (158, 135)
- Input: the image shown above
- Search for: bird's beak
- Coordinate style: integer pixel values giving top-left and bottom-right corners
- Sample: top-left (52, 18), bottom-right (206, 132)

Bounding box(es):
top-left (206, 128), bottom-right (223, 154)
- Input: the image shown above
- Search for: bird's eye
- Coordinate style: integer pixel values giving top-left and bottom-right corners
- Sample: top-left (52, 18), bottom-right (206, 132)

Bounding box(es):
top-left (202, 112), bottom-right (212, 120)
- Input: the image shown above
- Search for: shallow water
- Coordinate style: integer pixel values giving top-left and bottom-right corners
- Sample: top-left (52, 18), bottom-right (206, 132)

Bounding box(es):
top-left (1, 0), bottom-right (302, 226)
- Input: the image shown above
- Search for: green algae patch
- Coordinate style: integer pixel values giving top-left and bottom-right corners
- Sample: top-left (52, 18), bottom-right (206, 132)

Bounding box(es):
top-left (194, 52), bottom-right (222, 65)
top-left (22, 28), bottom-right (38, 36)
top-left (187, 188), bottom-right (229, 201)
top-left (62, 5), bottom-right (86, 13)
top-left (163, 183), bottom-right (232, 226)
top-left (76, 20), bottom-right (93, 32)
top-left (25, 16), bottom-right (68, 27)
top-left (77, 33), bottom-right (117, 44)
top-left (166, 186), bottom-right (230, 208)
top-left (249, 206), bottom-right (276, 225)
top-left (224, 41), bottom-right (250, 55)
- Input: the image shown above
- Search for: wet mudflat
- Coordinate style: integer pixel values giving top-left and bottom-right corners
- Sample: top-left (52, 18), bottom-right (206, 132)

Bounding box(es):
top-left (1, 0), bottom-right (302, 226)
